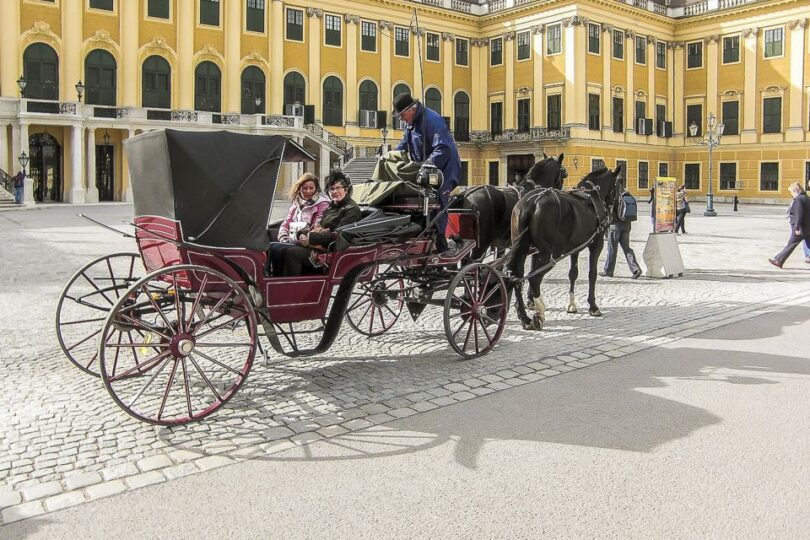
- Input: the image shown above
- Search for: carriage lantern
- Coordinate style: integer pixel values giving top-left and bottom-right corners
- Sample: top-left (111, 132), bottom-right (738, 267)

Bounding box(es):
top-left (75, 80), bottom-right (85, 102)
top-left (16, 76), bottom-right (26, 97)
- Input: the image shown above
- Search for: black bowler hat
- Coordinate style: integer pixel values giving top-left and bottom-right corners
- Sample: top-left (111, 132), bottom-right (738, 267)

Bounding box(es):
top-left (392, 93), bottom-right (417, 117)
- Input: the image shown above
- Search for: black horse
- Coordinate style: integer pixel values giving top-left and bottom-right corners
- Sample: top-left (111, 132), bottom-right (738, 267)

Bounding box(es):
top-left (507, 165), bottom-right (622, 330)
top-left (450, 153), bottom-right (567, 260)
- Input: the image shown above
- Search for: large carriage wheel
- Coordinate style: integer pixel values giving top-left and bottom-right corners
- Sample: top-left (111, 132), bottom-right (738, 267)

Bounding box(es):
top-left (55, 253), bottom-right (141, 377)
top-left (346, 249), bottom-right (406, 337)
top-left (443, 263), bottom-right (507, 358)
top-left (98, 265), bottom-right (257, 425)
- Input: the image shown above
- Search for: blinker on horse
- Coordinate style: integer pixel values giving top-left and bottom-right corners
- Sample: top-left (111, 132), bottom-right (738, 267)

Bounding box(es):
top-left (507, 165), bottom-right (622, 331)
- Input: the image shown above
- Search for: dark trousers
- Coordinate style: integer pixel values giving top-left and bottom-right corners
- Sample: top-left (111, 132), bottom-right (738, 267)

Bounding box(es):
top-left (603, 226), bottom-right (641, 276)
top-left (675, 209), bottom-right (687, 233)
top-left (773, 233), bottom-right (810, 266)
top-left (269, 243), bottom-right (317, 276)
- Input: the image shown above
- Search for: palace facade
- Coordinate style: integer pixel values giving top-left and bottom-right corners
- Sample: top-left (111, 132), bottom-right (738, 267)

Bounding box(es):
top-left (0, 0), bottom-right (809, 204)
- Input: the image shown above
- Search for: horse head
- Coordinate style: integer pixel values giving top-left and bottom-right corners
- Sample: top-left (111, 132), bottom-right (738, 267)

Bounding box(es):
top-left (524, 153), bottom-right (567, 191)
top-left (576, 164), bottom-right (621, 211)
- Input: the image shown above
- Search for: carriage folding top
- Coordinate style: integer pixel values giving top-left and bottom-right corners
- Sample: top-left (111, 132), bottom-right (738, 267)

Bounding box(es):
top-left (125, 129), bottom-right (314, 252)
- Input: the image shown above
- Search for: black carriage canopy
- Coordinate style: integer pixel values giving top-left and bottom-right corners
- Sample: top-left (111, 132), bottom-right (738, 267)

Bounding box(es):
top-left (124, 129), bottom-right (314, 251)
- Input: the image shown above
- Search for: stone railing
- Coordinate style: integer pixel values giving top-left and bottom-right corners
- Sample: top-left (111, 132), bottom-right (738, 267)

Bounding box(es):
top-left (22, 100), bottom-right (79, 115)
top-left (0, 168), bottom-right (14, 195)
top-left (304, 122), bottom-right (354, 158)
top-left (684, 1), bottom-right (709, 16)
top-left (262, 114), bottom-right (296, 127)
top-left (470, 127), bottom-right (571, 144)
top-left (352, 146), bottom-right (384, 158)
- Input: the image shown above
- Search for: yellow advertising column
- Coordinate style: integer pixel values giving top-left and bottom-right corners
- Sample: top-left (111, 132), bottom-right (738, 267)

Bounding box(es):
top-left (532, 26), bottom-right (544, 129)
top-left (740, 28), bottom-right (758, 144)
top-left (307, 9), bottom-right (323, 123)
top-left (0, 0), bottom-right (20, 99)
top-left (471, 39), bottom-right (488, 132)
top-left (786, 19), bottom-right (807, 142)
top-left (442, 33), bottom-right (454, 118)
top-left (120, 0), bottom-right (139, 106)
top-left (380, 21), bottom-right (393, 127)
top-left (177, 0), bottom-right (195, 110)
top-left (705, 35), bottom-right (719, 120)
top-left (225, 0), bottom-right (241, 113)
top-left (504, 31), bottom-right (515, 131)
top-left (62, 0), bottom-right (83, 102)
top-left (270, 0), bottom-right (284, 115)
top-left (345, 15), bottom-right (360, 137)
top-left (601, 25), bottom-right (612, 136)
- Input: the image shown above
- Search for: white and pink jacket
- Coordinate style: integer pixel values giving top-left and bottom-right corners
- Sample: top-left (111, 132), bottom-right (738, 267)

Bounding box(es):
top-left (277, 193), bottom-right (330, 243)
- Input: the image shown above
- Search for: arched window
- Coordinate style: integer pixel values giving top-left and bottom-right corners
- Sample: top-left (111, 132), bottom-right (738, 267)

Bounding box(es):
top-left (85, 49), bottom-right (117, 106)
top-left (23, 43), bottom-right (59, 100)
top-left (241, 66), bottom-right (265, 114)
top-left (142, 55), bottom-right (171, 109)
top-left (194, 61), bottom-right (221, 112)
top-left (359, 80), bottom-right (378, 112)
top-left (392, 83), bottom-right (411, 129)
top-left (454, 91), bottom-right (470, 142)
top-left (322, 76), bottom-right (343, 127)
top-left (425, 87), bottom-right (442, 115)
top-left (283, 71), bottom-right (306, 111)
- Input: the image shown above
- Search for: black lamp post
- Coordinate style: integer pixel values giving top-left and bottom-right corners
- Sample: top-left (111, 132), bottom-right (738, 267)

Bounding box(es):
top-left (689, 111), bottom-right (724, 217)
top-left (381, 126), bottom-right (389, 152)
top-left (18, 151), bottom-right (29, 176)
top-left (103, 129), bottom-right (111, 146)
top-left (17, 76), bottom-right (26, 97)
top-left (75, 80), bottom-right (85, 102)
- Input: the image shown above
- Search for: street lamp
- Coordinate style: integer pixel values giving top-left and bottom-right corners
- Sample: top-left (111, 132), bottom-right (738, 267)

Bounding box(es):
top-left (103, 129), bottom-right (111, 146)
top-left (254, 96), bottom-right (262, 114)
top-left (18, 151), bottom-right (29, 176)
top-left (380, 126), bottom-right (389, 156)
top-left (17, 76), bottom-right (26, 97)
top-left (75, 80), bottom-right (85, 102)
top-left (689, 111), bottom-right (724, 217)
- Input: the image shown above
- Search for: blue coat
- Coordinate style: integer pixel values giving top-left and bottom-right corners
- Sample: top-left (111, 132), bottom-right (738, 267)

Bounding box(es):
top-left (395, 103), bottom-right (461, 194)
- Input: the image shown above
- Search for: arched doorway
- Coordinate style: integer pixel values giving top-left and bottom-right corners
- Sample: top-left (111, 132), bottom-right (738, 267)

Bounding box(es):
top-left (29, 133), bottom-right (62, 202)
top-left (241, 66), bottom-right (265, 114)
top-left (322, 76), bottom-right (343, 126)
top-left (23, 43), bottom-right (59, 100)
top-left (194, 61), bottom-right (221, 112)
top-left (425, 87), bottom-right (442, 115)
top-left (142, 55), bottom-right (171, 109)
top-left (85, 49), bottom-right (117, 106)
top-left (283, 72), bottom-right (306, 112)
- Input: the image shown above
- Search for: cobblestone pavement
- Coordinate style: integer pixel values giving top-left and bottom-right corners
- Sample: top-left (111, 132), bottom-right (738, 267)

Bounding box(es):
top-left (1, 201), bottom-right (808, 524)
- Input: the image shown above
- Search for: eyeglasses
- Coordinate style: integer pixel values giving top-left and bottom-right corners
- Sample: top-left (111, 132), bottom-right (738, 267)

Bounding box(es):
top-left (328, 185), bottom-right (346, 192)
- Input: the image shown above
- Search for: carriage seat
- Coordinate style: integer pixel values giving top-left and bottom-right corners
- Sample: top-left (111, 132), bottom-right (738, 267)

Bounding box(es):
top-left (332, 207), bottom-right (422, 251)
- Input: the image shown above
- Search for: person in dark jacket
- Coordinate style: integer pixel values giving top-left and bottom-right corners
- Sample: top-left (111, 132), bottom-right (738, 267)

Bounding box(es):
top-left (600, 188), bottom-right (643, 279)
top-left (769, 182), bottom-right (810, 268)
top-left (270, 171), bottom-right (362, 276)
top-left (392, 93), bottom-right (461, 251)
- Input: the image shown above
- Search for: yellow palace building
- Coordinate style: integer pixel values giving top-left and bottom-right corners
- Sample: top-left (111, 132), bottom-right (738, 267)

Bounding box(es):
top-left (0, 0), bottom-right (809, 204)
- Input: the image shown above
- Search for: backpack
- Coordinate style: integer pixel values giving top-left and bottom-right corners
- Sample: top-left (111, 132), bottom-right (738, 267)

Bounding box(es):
top-left (617, 191), bottom-right (638, 222)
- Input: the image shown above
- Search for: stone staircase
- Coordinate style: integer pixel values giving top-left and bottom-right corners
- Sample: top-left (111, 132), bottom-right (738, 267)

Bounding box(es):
top-left (342, 157), bottom-right (378, 183)
top-left (0, 169), bottom-right (20, 209)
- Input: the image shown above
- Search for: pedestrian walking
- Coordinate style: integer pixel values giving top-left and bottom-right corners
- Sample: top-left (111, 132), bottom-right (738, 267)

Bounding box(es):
top-left (600, 187), bottom-right (643, 279)
top-left (13, 171), bottom-right (25, 204)
top-left (675, 185), bottom-right (689, 234)
top-left (769, 182), bottom-right (810, 269)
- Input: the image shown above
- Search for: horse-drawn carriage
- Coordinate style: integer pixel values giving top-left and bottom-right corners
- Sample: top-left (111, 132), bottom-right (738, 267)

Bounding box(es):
top-left (55, 130), bottom-right (509, 426)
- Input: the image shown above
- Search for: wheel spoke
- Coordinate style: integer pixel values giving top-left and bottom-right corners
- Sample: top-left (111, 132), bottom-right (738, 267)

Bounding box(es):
top-left (172, 274), bottom-right (184, 333)
top-left (141, 285), bottom-right (176, 335)
top-left (66, 328), bottom-right (102, 352)
top-left (186, 274), bottom-right (209, 329)
top-left (481, 282), bottom-right (501, 304)
top-left (192, 312), bottom-right (249, 340)
top-left (116, 312), bottom-right (172, 341)
top-left (60, 316), bottom-right (107, 326)
top-left (157, 359), bottom-right (180, 421)
top-left (106, 342), bottom-right (170, 349)
top-left (110, 332), bottom-right (122, 376)
top-left (478, 318), bottom-right (493, 345)
top-left (368, 302), bottom-right (376, 333)
top-left (126, 331), bottom-right (142, 377)
top-left (126, 355), bottom-right (172, 409)
top-left (194, 342), bottom-right (253, 348)
top-left (194, 349), bottom-right (245, 376)
top-left (106, 258), bottom-right (118, 298)
top-left (194, 290), bottom-right (235, 331)
top-left (181, 358), bottom-right (193, 418)
top-left (348, 291), bottom-right (372, 312)
top-left (188, 354), bottom-right (224, 403)
top-left (109, 349), bottom-right (172, 383)
top-left (81, 271), bottom-right (114, 306)
top-left (461, 320), bottom-right (474, 352)
top-left (473, 319), bottom-right (480, 354)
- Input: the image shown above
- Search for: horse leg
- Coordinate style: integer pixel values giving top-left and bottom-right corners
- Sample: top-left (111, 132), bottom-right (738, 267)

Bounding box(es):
top-left (566, 253), bottom-right (579, 314)
top-left (526, 255), bottom-right (552, 331)
top-left (507, 249), bottom-right (533, 328)
top-left (526, 252), bottom-right (539, 310)
top-left (587, 239), bottom-right (604, 317)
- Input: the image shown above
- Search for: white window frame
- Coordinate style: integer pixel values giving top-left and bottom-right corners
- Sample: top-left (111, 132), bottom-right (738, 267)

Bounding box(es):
top-left (635, 35), bottom-right (647, 65)
top-left (546, 23), bottom-right (562, 56)
top-left (455, 37), bottom-right (469, 67)
top-left (323, 13), bottom-right (342, 49)
top-left (360, 20), bottom-right (377, 53)
top-left (722, 34), bottom-right (741, 65)
top-left (284, 7), bottom-right (304, 43)
top-left (686, 40), bottom-right (703, 70)
top-left (426, 32), bottom-right (441, 63)
top-left (490, 37), bottom-right (504, 66)
top-left (516, 30), bottom-right (531, 62)
top-left (612, 29), bottom-right (625, 60)
top-left (394, 26), bottom-right (410, 58)
top-left (763, 26), bottom-right (785, 59)
top-left (718, 161), bottom-right (739, 191)
top-left (656, 40), bottom-right (667, 70)
top-left (587, 23), bottom-right (601, 56)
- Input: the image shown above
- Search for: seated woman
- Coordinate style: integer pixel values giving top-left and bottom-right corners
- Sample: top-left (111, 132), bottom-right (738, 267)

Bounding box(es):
top-left (271, 171), bottom-right (362, 276)
top-left (268, 173), bottom-right (329, 275)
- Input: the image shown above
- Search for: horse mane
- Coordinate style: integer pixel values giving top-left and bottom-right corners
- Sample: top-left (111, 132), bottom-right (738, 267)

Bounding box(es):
top-left (577, 167), bottom-right (609, 187)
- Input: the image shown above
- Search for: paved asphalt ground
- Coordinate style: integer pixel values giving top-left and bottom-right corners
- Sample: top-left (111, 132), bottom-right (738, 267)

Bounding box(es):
top-left (2, 200), bottom-right (810, 538)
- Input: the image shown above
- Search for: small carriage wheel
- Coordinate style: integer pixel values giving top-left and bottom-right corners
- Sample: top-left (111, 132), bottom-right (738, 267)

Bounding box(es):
top-left (443, 263), bottom-right (507, 358)
top-left (55, 252), bottom-right (142, 377)
top-left (346, 249), bottom-right (406, 337)
top-left (98, 264), bottom-right (257, 426)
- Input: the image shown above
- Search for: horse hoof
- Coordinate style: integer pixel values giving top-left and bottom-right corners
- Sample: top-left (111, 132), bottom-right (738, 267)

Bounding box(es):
top-left (566, 306), bottom-right (578, 314)
top-left (522, 316), bottom-right (543, 331)
top-left (589, 308), bottom-right (602, 317)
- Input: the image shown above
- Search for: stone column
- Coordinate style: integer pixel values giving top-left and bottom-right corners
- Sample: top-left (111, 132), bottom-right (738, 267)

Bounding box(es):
top-left (786, 19), bottom-right (807, 142)
top-left (601, 25), bottom-right (612, 135)
top-left (672, 42), bottom-right (685, 138)
top-left (564, 16), bottom-right (587, 137)
top-left (741, 28), bottom-right (758, 144)
top-left (62, 0), bottom-right (83, 102)
top-left (86, 128), bottom-right (99, 203)
top-left (647, 36), bottom-right (655, 126)
top-left (345, 15), bottom-right (360, 136)
top-left (705, 35), bottom-right (719, 119)
top-left (471, 39), bottom-right (489, 131)
top-left (503, 32), bottom-right (515, 130)
top-left (442, 33), bottom-right (454, 118)
top-left (380, 21), bottom-right (393, 126)
top-left (120, 0), bottom-right (139, 106)
top-left (122, 129), bottom-right (135, 202)
top-left (319, 144), bottom-right (331, 179)
top-left (308, 9), bottom-right (323, 123)
top-left (0, 0), bottom-right (20, 99)
top-left (533, 26), bottom-right (545, 128)
top-left (225, 0), bottom-right (241, 113)
top-left (270, 0), bottom-right (284, 114)
top-left (0, 124), bottom-right (8, 174)
top-left (68, 124), bottom-right (85, 203)
top-left (16, 124), bottom-right (34, 205)
top-left (177, 0), bottom-right (195, 109)
top-left (625, 30), bottom-right (636, 139)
